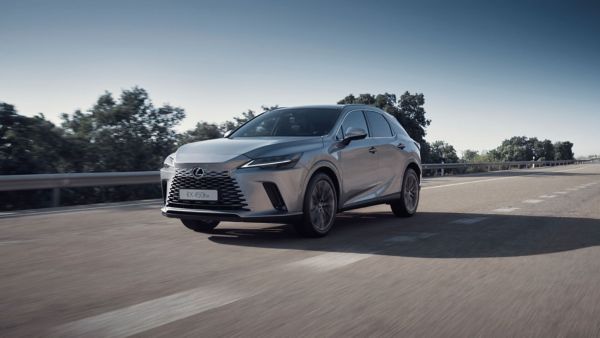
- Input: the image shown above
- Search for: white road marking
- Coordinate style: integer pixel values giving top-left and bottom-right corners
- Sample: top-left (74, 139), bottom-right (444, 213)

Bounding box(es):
top-left (451, 217), bottom-right (489, 224)
top-left (289, 252), bottom-right (373, 272)
top-left (492, 208), bottom-right (520, 213)
top-left (385, 236), bottom-right (419, 243)
top-left (422, 166), bottom-right (587, 190)
top-left (423, 177), bottom-right (521, 190)
top-left (523, 199), bottom-right (543, 204)
top-left (539, 195), bottom-right (557, 198)
top-left (55, 286), bottom-right (249, 337)
top-left (0, 212), bottom-right (16, 216)
top-left (290, 232), bottom-right (437, 272)
top-left (0, 239), bottom-right (35, 245)
top-left (385, 233), bottom-right (437, 243)
top-left (0, 200), bottom-right (161, 219)
top-left (554, 191), bottom-right (568, 195)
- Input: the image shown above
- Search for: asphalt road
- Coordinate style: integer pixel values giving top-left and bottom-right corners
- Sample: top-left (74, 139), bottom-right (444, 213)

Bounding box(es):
top-left (1, 164), bottom-right (600, 337)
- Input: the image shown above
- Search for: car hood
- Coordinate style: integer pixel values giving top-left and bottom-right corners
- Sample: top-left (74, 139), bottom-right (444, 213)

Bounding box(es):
top-left (175, 137), bottom-right (323, 163)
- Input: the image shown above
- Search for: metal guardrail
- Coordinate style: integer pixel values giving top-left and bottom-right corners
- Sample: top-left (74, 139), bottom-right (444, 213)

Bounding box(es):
top-left (423, 159), bottom-right (597, 175)
top-left (1, 171), bottom-right (159, 207)
top-left (1, 159), bottom-right (598, 207)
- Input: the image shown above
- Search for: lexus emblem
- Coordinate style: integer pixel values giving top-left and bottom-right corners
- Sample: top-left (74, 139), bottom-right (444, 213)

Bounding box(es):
top-left (192, 168), bottom-right (205, 178)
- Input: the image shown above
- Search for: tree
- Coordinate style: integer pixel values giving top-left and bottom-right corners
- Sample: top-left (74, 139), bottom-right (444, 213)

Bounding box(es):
top-left (532, 139), bottom-right (555, 161)
top-left (554, 141), bottom-right (574, 160)
top-left (61, 87), bottom-right (185, 171)
top-left (178, 122), bottom-right (222, 145)
top-left (461, 149), bottom-right (479, 162)
top-left (428, 141), bottom-right (459, 163)
top-left (485, 136), bottom-right (573, 162)
top-left (489, 136), bottom-right (534, 161)
top-left (0, 102), bottom-right (68, 175)
top-left (0, 102), bottom-right (72, 210)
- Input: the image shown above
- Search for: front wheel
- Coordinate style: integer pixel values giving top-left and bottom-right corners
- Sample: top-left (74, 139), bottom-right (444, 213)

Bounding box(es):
top-left (390, 168), bottom-right (420, 217)
top-left (294, 173), bottom-right (338, 237)
top-left (181, 219), bottom-right (220, 233)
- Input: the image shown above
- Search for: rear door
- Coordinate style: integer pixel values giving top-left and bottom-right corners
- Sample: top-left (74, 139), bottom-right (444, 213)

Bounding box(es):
top-left (364, 110), bottom-right (407, 197)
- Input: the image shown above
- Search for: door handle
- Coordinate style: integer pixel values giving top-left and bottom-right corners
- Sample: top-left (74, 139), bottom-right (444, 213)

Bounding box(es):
top-left (368, 146), bottom-right (377, 154)
top-left (397, 143), bottom-right (406, 150)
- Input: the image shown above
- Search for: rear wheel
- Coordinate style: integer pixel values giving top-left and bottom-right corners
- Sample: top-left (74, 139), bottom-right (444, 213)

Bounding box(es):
top-left (181, 219), bottom-right (220, 233)
top-left (294, 173), bottom-right (337, 237)
top-left (391, 168), bottom-right (419, 217)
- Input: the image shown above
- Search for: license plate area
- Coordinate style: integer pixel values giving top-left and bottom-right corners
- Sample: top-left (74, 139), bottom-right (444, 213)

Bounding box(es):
top-left (179, 189), bottom-right (218, 201)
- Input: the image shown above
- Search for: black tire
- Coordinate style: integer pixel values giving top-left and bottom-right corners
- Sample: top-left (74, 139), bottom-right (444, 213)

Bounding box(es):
top-left (181, 219), bottom-right (220, 233)
top-left (294, 173), bottom-right (338, 237)
top-left (390, 168), bottom-right (420, 217)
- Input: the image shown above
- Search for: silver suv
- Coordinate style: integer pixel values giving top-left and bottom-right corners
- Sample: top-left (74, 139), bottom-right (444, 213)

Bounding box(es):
top-left (161, 105), bottom-right (421, 237)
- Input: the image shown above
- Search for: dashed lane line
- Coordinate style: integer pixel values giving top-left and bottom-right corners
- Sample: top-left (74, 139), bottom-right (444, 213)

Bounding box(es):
top-left (492, 208), bottom-right (520, 213)
top-left (55, 286), bottom-right (251, 337)
top-left (523, 199), bottom-right (544, 204)
top-left (0, 200), bottom-right (162, 219)
top-left (422, 166), bottom-right (588, 190)
top-left (289, 232), bottom-right (437, 272)
top-left (451, 217), bottom-right (489, 224)
top-left (287, 252), bottom-right (374, 272)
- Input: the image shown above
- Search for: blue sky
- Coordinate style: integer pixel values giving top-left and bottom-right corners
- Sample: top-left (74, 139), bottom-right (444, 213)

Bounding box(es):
top-left (1, 0), bottom-right (599, 156)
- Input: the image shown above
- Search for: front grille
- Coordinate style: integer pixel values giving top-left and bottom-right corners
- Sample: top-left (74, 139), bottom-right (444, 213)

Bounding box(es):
top-left (167, 170), bottom-right (249, 211)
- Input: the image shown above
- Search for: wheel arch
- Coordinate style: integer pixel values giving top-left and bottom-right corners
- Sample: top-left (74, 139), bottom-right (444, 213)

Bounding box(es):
top-left (304, 161), bottom-right (342, 209)
top-left (406, 161), bottom-right (422, 182)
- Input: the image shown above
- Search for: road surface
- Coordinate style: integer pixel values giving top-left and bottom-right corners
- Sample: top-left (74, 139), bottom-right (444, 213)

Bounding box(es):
top-left (1, 164), bottom-right (600, 337)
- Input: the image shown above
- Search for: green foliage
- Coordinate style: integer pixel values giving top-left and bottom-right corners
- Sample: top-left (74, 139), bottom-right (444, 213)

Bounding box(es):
top-left (492, 136), bottom-right (534, 161)
top-left (462, 137), bottom-right (574, 163)
top-left (1, 88), bottom-right (186, 210)
top-left (61, 87), bottom-right (185, 171)
top-left (1, 102), bottom-right (72, 209)
top-left (0, 102), bottom-right (68, 174)
top-left (461, 149), bottom-right (479, 162)
top-left (554, 141), bottom-right (574, 161)
top-left (178, 122), bottom-right (222, 145)
top-left (428, 140), bottom-right (459, 163)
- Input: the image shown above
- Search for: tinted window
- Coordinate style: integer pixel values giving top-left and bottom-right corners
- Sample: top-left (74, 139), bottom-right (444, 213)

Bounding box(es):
top-left (341, 110), bottom-right (368, 138)
top-left (365, 111), bottom-right (393, 137)
top-left (231, 108), bottom-right (341, 137)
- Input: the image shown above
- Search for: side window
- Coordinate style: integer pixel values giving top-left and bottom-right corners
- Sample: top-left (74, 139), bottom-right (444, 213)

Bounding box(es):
top-left (340, 110), bottom-right (369, 138)
top-left (365, 111), bottom-right (393, 137)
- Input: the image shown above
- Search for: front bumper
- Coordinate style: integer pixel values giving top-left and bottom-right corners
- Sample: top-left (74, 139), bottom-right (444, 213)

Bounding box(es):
top-left (160, 164), bottom-right (307, 223)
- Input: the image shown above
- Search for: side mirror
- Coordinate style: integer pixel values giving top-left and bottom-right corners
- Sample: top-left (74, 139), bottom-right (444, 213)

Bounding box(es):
top-left (342, 127), bottom-right (367, 145)
top-left (223, 130), bottom-right (233, 138)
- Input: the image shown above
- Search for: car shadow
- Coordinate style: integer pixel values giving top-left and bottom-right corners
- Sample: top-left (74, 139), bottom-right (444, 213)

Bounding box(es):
top-left (208, 211), bottom-right (600, 258)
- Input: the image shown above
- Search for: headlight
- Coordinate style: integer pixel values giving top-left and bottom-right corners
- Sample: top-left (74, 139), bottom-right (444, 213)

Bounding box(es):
top-left (163, 153), bottom-right (175, 169)
top-left (240, 153), bottom-right (302, 169)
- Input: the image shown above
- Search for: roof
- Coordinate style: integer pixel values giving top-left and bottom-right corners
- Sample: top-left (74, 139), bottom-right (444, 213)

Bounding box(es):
top-left (273, 104), bottom-right (381, 111)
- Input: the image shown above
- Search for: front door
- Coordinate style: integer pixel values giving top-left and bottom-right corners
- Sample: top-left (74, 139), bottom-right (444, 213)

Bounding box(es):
top-left (336, 110), bottom-right (379, 207)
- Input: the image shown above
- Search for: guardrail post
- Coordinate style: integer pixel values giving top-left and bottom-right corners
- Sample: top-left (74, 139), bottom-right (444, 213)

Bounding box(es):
top-left (51, 188), bottom-right (60, 208)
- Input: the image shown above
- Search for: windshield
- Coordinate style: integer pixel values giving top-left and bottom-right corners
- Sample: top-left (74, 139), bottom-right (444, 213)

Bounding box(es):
top-left (230, 108), bottom-right (341, 137)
